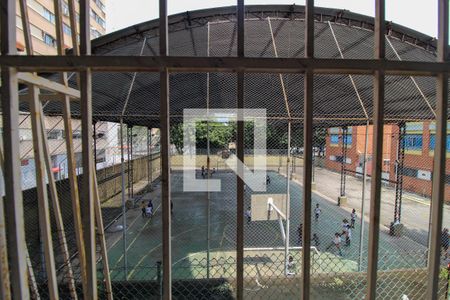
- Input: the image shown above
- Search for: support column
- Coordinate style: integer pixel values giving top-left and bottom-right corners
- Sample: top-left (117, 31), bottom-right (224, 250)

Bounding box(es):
top-left (160, 0), bottom-right (172, 298)
top-left (120, 119), bottom-right (128, 279)
top-left (206, 21), bottom-right (211, 279)
top-left (358, 121), bottom-right (369, 271)
top-left (93, 121), bottom-right (98, 168)
top-left (302, 2), bottom-right (314, 299)
top-left (284, 121), bottom-right (291, 275)
top-left (79, 0), bottom-right (97, 297)
top-left (338, 126), bottom-right (348, 206)
top-left (236, 1), bottom-right (245, 299)
top-left (131, 126), bottom-right (134, 197)
top-left (394, 122), bottom-right (405, 223)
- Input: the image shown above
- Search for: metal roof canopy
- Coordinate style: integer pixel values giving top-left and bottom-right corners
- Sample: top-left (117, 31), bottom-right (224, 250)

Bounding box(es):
top-left (27, 5), bottom-right (445, 128)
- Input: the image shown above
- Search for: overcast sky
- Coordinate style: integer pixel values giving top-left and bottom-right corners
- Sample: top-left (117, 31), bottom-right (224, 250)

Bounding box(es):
top-left (106, 1), bottom-right (438, 37)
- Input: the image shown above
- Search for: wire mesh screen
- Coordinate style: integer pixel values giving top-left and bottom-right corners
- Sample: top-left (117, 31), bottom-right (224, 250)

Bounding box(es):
top-left (6, 13), bottom-right (449, 299)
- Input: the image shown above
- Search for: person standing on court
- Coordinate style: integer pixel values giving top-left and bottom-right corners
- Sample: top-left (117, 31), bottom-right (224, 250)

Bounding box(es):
top-left (141, 200), bottom-right (147, 218)
top-left (245, 207), bottom-right (251, 224)
top-left (350, 209), bottom-right (356, 228)
top-left (334, 233), bottom-right (343, 256)
top-left (312, 233), bottom-right (320, 249)
top-left (342, 219), bottom-right (351, 246)
top-left (201, 165), bottom-right (205, 178)
top-left (146, 199), bottom-right (154, 217)
top-left (314, 203), bottom-right (322, 222)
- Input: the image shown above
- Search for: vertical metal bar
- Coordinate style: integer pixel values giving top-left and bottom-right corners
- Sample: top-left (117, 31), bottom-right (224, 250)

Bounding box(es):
top-left (358, 121), bottom-right (369, 271)
top-left (127, 127), bottom-right (131, 196)
top-left (50, 0), bottom-right (81, 295)
top-left (6, 3), bottom-right (35, 295)
top-left (160, 0), bottom-right (172, 298)
top-left (39, 104), bottom-right (77, 299)
top-left (63, 101), bottom-right (88, 296)
top-left (17, 8), bottom-right (63, 296)
top-left (25, 248), bottom-right (41, 300)
top-left (131, 126), bottom-right (134, 197)
top-left (148, 128), bottom-right (151, 185)
top-left (285, 121), bottom-right (291, 275)
top-left (236, 1), bottom-right (245, 299)
top-left (149, 128), bottom-right (153, 185)
top-left (94, 122), bottom-right (98, 167)
top-left (67, 0), bottom-right (79, 55)
top-left (206, 21), bottom-right (211, 280)
top-left (53, 0), bottom-right (87, 292)
top-left (120, 119), bottom-right (128, 278)
top-left (92, 161), bottom-right (113, 300)
top-left (426, 0), bottom-right (448, 299)
top-left (0, 143), bottom-right (11, 300)
top-left (80, 0), bottom-right (97, 297)
top-left (394, 122), bottom-right (405, 223)
top-left (29, 83), bottom-right (59, 300)
top-left (302, 1), bottom-right (314, 299)
top-left (366, 1), bottom-right (385, 299)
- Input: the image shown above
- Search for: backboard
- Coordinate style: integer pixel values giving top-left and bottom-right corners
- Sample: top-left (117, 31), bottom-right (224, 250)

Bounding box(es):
top-left (251, 194), bottom-right (288, 221)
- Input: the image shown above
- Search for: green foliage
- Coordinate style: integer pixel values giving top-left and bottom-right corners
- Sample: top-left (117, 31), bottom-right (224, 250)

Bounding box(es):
top-left (170, 121), bottom-right (328, 154)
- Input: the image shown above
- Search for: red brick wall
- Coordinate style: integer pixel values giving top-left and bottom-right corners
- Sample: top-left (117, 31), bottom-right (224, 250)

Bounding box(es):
top-left (326, 123), bottom-right (450, 203)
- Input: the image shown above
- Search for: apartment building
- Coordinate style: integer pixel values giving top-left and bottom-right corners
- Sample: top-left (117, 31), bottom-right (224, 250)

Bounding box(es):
top-left (15, 0), bottom-right (106, 54)
top-left (325, 122), bottom-right (450, 201)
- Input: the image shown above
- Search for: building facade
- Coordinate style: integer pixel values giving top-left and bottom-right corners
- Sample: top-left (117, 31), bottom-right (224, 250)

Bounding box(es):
top-left (325, 122), bottom-right (450, 202)
top-left (15, 0), bottom-right (106, 54)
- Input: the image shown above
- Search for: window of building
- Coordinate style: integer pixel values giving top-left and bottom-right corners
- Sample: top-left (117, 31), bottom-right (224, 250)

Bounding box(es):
top-left (96, 149), bottom-right (106, 163)
top-left (429, 134), bottom-right (450, 151)
top-left (19, 128), bottom-right (33, 141)
top-left (47, 129), bottom-right (64, 140)
top-left (343, 134), bottom-right (352, 145)
top-left (90, 9), bottom-right (105, 28)
top-left (63, 23), bottom-right (72, 36)
top-left (72, 130), bottom-right (82, 139)
top-left (330, 134), bottom-right (339, 145)
top-left (330, 134), bottom-right (352, 145)
top-left (42, 32), bottom-right (56, 47)
top-left (94, 0), bottom-right (105, 12)
top-left (62, 2), bottom-right (70, 17)
top-left (42, 7), bottom-right (55, 24)
top-left (404, 134), bottom-right (423, 151)
top-left (91, 28), bottom-right (101, 39)
top-left (399, 166), bottom-right (418, 178)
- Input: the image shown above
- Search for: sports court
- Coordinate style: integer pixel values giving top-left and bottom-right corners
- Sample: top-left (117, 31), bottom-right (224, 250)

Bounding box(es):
top-left (106, 170), bottom-right (428, 282)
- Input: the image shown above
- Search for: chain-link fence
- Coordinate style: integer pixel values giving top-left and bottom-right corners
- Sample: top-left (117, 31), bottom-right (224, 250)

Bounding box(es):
top-left (3, 8), bottom-right (450, 300)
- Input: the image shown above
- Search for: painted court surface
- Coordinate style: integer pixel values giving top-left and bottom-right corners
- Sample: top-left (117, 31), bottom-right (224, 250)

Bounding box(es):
top-left (106, 171), bottom-right (427, 280)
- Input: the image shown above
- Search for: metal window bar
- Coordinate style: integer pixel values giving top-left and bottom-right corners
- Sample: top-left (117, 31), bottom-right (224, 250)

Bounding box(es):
top-left (426, 0), bottom-right (449, 299)
top-left (366, 1), bottom-right (386, 299)
top-left (0, 0), bottom-right (449, 299)
top-left (159, 1), bottom-right (172, 300)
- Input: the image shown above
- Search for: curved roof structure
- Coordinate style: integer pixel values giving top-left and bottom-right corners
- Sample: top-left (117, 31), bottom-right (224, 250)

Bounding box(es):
top-left (41, 5), bottom-right (442, 127)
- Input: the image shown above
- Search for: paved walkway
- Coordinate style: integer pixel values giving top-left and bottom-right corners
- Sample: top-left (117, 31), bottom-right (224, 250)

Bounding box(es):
top-left (292, 166), bottom-right (450, 248)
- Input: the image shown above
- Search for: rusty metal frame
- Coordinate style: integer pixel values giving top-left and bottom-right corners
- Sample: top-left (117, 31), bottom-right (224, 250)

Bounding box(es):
top-left (366, 1), bottom-right (386, 299)
top-left (1, 0), bottom-right (449, 299)
top-left (426, 1), bottom-right (448, 299)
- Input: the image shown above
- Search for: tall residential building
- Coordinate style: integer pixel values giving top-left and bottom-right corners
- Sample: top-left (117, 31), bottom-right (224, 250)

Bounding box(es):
top-left (15, 0), bottom-right (106, 54)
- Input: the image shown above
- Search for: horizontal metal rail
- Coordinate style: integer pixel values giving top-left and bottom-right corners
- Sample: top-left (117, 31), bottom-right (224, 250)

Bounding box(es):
top-left (244, 246), bottom-right (320, 255)
top-left (0, 56), bottom-right (448, 75)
